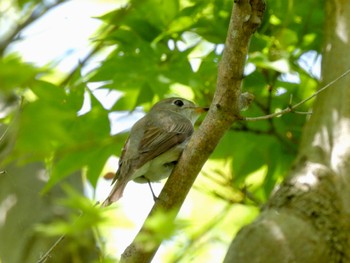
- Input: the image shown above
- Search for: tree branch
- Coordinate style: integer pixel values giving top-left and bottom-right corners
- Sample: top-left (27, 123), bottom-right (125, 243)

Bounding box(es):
top-left (244, 67), bottom-right (350, 121)
top-left (223, 0), bottom-right (350, 261)
top-left (119, 1), bottom-right (266, 262)
top-left (0, 0), bottom-right (67, 56)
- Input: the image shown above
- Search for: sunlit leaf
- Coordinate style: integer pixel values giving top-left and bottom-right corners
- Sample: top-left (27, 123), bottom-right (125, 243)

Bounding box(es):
top-left (0, 55), bottom-right (41, 91)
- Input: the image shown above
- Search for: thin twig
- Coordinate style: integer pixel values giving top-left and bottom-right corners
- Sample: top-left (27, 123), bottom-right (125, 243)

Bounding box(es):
top-left (294, 111), bottom-right (312, 115)
top-left (36, 201), bottom-right (101, 263)
top-left (0, 124), bottom-right (10, 143)
top-left (169, 203), bottom-right (233, 263)
top-left (245, 68), bottom-right (350, 121)
top-left (59, 5), bottom-right (132, 87)
top-left (37, 235), bottom-right (66, 263)
top-left (0, 0), bottom-right (67, 56)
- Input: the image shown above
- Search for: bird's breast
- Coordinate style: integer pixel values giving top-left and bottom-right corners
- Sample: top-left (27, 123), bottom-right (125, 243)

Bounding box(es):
top-left (132, 143), bottom-right (186, 183)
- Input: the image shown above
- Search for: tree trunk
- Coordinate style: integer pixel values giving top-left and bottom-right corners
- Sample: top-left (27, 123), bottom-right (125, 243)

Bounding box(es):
top-left (223, 0), bottom-right (350, 262)
top-left (0, 125), bottom-right (99, 263)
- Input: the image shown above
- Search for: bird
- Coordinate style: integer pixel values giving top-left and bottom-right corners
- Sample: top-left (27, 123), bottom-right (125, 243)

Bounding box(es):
top-left (101, 97), bottom-right (208, 206)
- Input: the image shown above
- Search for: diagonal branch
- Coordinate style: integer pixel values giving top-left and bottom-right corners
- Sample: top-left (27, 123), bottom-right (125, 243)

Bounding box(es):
top-left (0, 0), bottom-right (67, 56)
top-left (119, 1), bottom-right (266, 262)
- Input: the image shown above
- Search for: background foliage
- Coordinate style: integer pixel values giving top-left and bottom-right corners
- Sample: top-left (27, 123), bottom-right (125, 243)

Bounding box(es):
top-left (0, 0), bottom-right (324, 262)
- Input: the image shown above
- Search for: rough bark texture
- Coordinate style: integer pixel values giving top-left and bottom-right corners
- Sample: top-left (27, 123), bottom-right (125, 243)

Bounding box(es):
top-left (120, 0), bottom-right (266, 262)
top-left (223, 0), bottom-right (350, 262)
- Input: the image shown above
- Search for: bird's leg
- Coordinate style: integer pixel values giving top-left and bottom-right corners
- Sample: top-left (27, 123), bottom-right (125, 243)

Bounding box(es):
top-left (145, 178), bottom-right (158, 202)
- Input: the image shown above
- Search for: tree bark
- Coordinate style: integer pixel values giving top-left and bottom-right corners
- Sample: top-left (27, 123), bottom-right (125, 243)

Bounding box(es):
top-left (120, 0), bottom-right (266, 262)
top-left (223, 0), bottom-right (350, 262)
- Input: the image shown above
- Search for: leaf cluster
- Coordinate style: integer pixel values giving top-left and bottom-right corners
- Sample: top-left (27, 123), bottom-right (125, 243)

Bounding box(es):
top-left (0, 0), bottom-right (325, 261)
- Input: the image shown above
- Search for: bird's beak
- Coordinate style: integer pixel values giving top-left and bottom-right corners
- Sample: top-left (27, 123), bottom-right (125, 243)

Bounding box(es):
top-left (194, 107), bottom-right (209, 113)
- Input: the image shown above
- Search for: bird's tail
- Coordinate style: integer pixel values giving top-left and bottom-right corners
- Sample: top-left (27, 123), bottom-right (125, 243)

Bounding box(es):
top-left (101, 179), bottom-right (128, 207)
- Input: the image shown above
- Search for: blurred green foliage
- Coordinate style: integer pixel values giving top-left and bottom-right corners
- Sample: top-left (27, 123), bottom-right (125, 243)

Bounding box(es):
top-left (88, 0), bottom-right (322, 199)
top-left (0, 0), bottom-right (325, 261)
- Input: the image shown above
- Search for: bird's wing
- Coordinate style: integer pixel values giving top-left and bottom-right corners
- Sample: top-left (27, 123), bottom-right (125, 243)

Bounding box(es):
top-left (102, 136), bottom-right (132, 206)
top-left (102, 112), bottom-right (194, 206)
top-left (111, 136), bottom-right (129, 184)
top-left (136, 117), bottom-right (194, 168)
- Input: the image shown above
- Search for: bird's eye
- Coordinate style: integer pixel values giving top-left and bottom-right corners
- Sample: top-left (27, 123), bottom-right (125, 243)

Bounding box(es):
top-left (174, 99), bottom-right (184, 107)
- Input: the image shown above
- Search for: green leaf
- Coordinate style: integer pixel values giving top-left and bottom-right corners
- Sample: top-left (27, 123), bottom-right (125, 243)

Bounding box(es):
top-left (134, 83), bottom-right (155, 109)
top-left (138, 209), bottom-right (185, 251)
top-left (0, 55), bottom-right (40, 91)
top-left (169, 16), bottom-right (194, 33)
top-left (31, 80), bottom-right (66, 103)
top-left (37, 185), bottom-right (107, 237)
top-left (131, 0), bottom-right (180, 30)
top-left (263, 142), bottom-right (294, 196)
top-left (16, 97), bottom-right (76, 157)
top-left (123, 17), bottom-right (161, 42)
top-left (276, 28), bottom-right (298, 49)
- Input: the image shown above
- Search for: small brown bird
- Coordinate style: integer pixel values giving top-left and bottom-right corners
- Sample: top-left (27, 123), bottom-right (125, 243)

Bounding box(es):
top-left (102, 97), bottom-right (207, 206)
